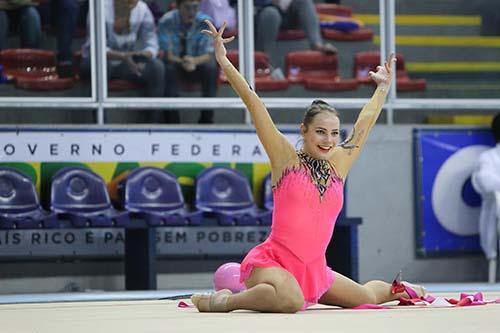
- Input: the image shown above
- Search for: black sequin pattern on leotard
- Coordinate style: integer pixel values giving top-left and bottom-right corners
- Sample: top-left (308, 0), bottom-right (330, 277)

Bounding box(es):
top-left (297, 150), bottom-right (335, 198)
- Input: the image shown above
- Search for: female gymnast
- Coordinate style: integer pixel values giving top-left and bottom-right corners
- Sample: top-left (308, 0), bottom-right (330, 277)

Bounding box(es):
top-left (192, 21), bottom-right (426, 313)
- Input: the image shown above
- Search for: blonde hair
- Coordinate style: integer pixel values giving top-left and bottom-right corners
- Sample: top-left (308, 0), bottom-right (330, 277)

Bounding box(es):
top-left (302, 100), bottom-right (340, 130)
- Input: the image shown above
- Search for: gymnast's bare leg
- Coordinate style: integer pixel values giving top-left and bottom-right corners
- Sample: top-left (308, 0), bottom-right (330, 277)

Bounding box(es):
top-left (192, 267), bottom-right (305, 313)
top-left (319, 272), bottom-right (426, 308)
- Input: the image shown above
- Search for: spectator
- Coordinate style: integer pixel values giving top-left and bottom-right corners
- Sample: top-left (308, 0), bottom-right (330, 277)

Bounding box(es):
top-left (0, 0), bottom-right (41, 51)
top-left (472, 113), bottom-right (500, 282)
top-left (254, 0), bottom-right (337, 60)
top-left (79, 0), bottom-right (164, 102)
top-left (38, 0), bottom-right (81, 77)
top-left (158, 0), bottom-right (217, 124)
top-left (199, 0), bottom-right (236, 31)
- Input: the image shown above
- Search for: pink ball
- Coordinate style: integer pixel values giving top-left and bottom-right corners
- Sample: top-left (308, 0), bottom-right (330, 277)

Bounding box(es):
top-left (213, 262), bottom-right (246, 293)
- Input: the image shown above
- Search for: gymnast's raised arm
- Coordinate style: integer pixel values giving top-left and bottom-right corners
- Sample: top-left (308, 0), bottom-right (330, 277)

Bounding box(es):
top-left (202, 21), bottom-right (295, 170)
top-left (330, 54), bottom-right (396, 179)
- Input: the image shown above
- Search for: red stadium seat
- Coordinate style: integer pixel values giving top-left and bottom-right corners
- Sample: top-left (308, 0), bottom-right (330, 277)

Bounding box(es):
top-left (304, 77), bottom-right (358, 91)
top-left (108, 79), bottom-right (140, 92)
top-left (316, 4), bottom-right (373, 41)
top-left (315, 3), bottom-right (353, 17)
top-left (0, 48), bottom-right (57, 79)
top-left (353, 51), bottom-right (426, 91)
top-left (0, 49), bottom-right (76, 90)
top-left (396, 77), bottom-right (427, 92)
top-left (222, 28), bottom-right (238, 39)
top-left (278, 29), bottom-right (306, 40)
top-left (285, 50), bottom-right (358, 91)
top-left (220, 50), bottom-right (289, 91)
top-left (286, 50), bottom-right (338, 83)
top-left (16, 76), bottom-right (75, 91)
top-left (321, 27), bottom-right (374, 41)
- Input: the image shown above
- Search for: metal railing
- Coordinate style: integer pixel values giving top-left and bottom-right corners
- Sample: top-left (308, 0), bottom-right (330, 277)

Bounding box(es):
top-left (0, 0), bottom-right (499, 124)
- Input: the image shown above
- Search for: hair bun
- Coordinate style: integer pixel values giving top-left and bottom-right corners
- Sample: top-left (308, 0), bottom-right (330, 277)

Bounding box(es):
top-left (311, 99), bottom-right (329, 106)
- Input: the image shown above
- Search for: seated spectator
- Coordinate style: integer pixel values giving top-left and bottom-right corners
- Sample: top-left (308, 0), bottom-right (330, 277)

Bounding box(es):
top-left (158, 0), bottom-right (217, 124)
top-left (472, 113), bottom-right (500, 282)
top-left (79, 0), bottom-right (164, 102)
top-left (0, 0), bottom-right (41, 50)
top-left (38, 0), bottom-right (81, 77)
top-left (254, 0), bottom-right (337, 60)
top-left (199, 0), bottom-right (236, 31)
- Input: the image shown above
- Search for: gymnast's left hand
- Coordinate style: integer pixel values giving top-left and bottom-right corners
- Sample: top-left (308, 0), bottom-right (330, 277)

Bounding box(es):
top-left (369, 53), bottom-right (396, 90)
top-left (202, 20), bottom-right (235, 65)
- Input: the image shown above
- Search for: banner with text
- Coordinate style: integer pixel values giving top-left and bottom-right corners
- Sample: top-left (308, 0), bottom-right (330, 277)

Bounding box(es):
top-left (0, 128), bottom-right (301, 208)
top-left (0, 128), bottom-right (300, 162)
top-left (0, 127), bottom-right (301, 258)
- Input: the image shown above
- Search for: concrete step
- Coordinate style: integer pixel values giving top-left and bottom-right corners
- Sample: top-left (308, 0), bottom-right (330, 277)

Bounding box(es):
top-left (359, 14), bottom-right (482, 36)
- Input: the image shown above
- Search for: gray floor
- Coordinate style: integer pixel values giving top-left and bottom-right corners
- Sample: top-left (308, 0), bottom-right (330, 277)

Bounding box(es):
top-left (1, 283), bottom-right (500, 305)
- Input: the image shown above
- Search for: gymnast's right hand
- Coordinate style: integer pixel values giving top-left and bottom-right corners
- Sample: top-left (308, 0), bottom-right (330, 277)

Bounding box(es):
top-left (202, 20), bottom-right (235, 65)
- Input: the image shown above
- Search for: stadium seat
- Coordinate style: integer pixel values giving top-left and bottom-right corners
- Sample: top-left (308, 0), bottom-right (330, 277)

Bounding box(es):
top-left (354, 51), bottom-right (426, 91)
top-left (277, 29), bottom-right (306, 40)
top-left (321, 27), bottom-right (374, 41)
top-left (0, 49), bottom-right (56, 79)
top-left (315, 3), bottom-right (353, 17)
top-left (315, 4), bottom-right (373, 41)
top-left (195, 167), bottom-right (271, 226)
top-left (0, 49), bottom-right (75, 90)
top-left (285, 50), bottom-right (358, 91)
top-left (15, 76), bottom-right (75, 91)
top-left (0, 168), bottom-right (57, 229)
top-left (119, 167), bottom-right (202, 226)
top-left (222, 28), bottom-right (238, 39)
top-left (257, 4), bottom-right (359, 41)
top-left (220, 50), bottom-right (289, 91)
top-left (262, 172), bottom-right (273, 211)
top-left (107, 79), bottom-right (141, 92)
top-left (50, 167), bottom-right (129, 228)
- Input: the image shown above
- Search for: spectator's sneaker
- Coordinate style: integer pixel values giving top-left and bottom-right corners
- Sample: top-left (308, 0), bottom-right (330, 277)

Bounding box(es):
top-left (313, 42), bottom-right (337, 54)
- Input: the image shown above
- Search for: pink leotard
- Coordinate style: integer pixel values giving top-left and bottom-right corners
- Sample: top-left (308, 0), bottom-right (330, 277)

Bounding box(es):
top-left (240, 152), bottom-right (344, 309)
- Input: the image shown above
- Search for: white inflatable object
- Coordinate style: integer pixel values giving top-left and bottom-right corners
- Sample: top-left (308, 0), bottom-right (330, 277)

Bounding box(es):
top-left (432, 145), bottom-right (490, 236)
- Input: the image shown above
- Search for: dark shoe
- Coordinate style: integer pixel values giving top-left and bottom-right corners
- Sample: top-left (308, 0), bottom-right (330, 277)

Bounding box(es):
top-left (56, 61), bottom-right (74, 78)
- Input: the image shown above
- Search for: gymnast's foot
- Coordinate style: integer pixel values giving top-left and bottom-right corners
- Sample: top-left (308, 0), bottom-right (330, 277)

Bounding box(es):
top-left (392, 280), bottom-right (426, 299)
top-left (191, 289), bottom-right (232, 312)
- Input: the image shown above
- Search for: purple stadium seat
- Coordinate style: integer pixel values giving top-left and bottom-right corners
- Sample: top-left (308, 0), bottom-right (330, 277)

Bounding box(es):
top-left (195, 167), bottom-right (271, 226)
top-left (50, 167), bottom-right (129, 227)
top-left (262, 173), bottom-right (273, 211)
top-left (0, 167), bottom-right (57, 229)
top-left (120, 167), bottom-right (202, 226)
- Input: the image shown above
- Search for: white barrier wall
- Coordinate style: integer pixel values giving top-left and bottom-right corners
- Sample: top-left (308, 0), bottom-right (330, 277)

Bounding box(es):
top-left (349, 125), bottom-right (486, 283)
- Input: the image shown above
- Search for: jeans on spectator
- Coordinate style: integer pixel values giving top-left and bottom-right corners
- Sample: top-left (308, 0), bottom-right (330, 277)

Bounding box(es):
top-left (163, 59), bottom-right (218, 124)
top-left (80, 56), bottom-right (166, 123)
top-left (254, 5), bottom-right (281, 57)
top-left (80, 57), bottom-right (165, 97)
top-left (39, 0), bottom-right (79, 62)
top-left (0, 6), bottom-right (41, 50)
top-left (255, 0), bottom-right (322, 56)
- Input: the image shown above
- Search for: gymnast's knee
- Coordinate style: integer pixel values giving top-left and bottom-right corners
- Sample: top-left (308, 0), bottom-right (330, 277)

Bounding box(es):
top-left (276, 289), bottom-right (304, 313)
